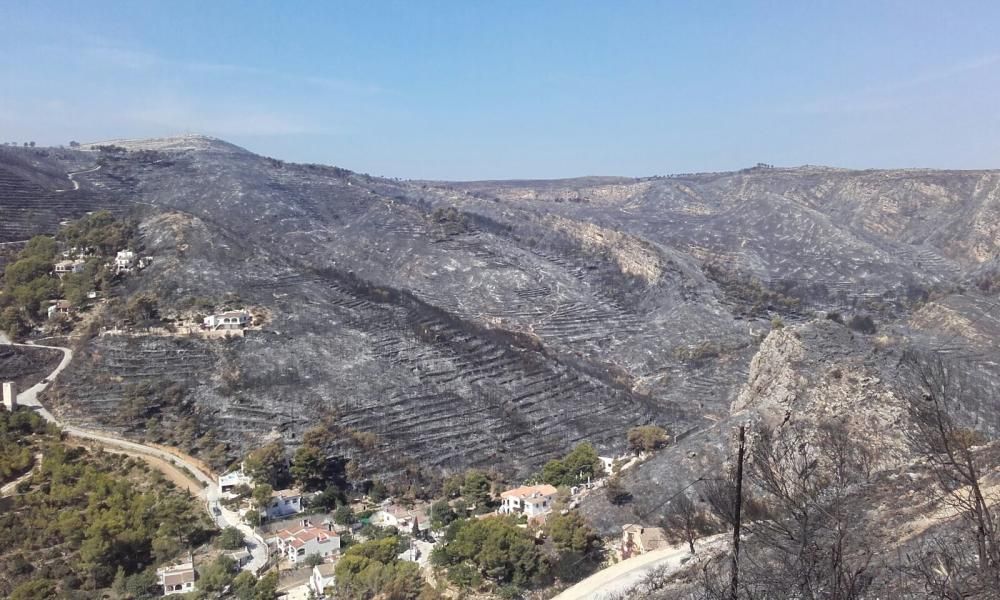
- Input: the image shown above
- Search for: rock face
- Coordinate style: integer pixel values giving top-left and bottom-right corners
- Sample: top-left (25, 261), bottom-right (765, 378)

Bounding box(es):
top-left (732, 322), bottom-right (911, 464)
top-left (2, 139), bottom-right (999, 484)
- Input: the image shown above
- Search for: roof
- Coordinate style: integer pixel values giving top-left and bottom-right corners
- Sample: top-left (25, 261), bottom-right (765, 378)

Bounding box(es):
top-left (276, 525), bottom-right (338, 546)
top-left (220, 310), bottom-right (250, 319)
top-left (157, 562), bottom-right (195, 586)
top-left (163, 571), bottom-right (195, 586)
top-left (500, 484), bottom-right (558, 499)
top-left (523, 495), bottom-right (551, 505)
top-left (314, 562), bottom-right (338, 577)
top-left (55, 300), bottom-right (73, 309)
top-left (623, 524), bottom-right (668, 551)
top-left (272, 488), bottom-right (301, 499)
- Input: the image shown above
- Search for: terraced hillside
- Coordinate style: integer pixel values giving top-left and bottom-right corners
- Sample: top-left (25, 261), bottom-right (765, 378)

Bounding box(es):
top-left (0, 147), bottom-right (128, 243)
top-left (2, 137), bottom-right (998, 486)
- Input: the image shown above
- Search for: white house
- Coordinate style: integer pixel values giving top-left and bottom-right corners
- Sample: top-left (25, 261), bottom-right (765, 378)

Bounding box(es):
top-left (310, 563), bottom-right (337, 598)
top-left (54, 259), bottom-right (85, 276)
top-left (203, 310), bottom-right (252, 330)
top-left (115, 249), bottom-right (136, 272)
top-left (157, 560), bottom-right (196, 596)
top-left (369, 504), bottom-right (430, 534)
top-left (262, 488), bottom-right (303, 521)
top-left (47, 300), bottom-right (74, 320)
top-left (498, 484), bottom-right (557, 518)
top-left (219, 463), bottom-right (254, 495)
top-left (274, 523), bottom-right (341, 564)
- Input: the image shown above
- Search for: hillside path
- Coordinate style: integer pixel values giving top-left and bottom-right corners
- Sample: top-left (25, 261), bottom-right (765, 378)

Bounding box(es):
top-left (0, 452), bottom-right (43, 497)
top-left (56, 164), bottom-right (101, 192)
top-left (1, 338), bottom-right (268, 573)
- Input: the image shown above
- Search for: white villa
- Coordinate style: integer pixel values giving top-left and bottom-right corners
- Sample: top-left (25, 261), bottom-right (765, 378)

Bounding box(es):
top-left (262, 488), bottom-right (303, 521)
top-left (157, 560), bottom-right (196, 596)
top-left (54, 259), bottom-right (85, 276)
top-left (310, 562), bottom-right (337, 598)
top-left (274, 523), bottom-right (341, 564)
top-left (203, 310), bottom-right (252, 330)
top-left (498, 484), bottom-right (557, 518)
top-left (219, 463), bottom-right (254, 495)
top-left (115, 249), bottom-right (136, 272)
top-left (370, 504), bottom-right (431, 534)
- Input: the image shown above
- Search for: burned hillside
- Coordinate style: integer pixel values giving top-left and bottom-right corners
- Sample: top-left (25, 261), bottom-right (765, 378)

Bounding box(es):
top-left (1, 137), bottom-right (998, 490)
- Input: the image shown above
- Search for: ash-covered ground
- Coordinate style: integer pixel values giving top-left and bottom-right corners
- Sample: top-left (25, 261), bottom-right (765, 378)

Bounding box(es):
top-left (2, 137), bottom-right (998, 495)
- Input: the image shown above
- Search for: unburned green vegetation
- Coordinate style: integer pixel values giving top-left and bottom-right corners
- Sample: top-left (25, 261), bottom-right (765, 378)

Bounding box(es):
top-left (0, 211), bottom-right (137, 340)
top-left (0, 411), bottom-right (213, 599)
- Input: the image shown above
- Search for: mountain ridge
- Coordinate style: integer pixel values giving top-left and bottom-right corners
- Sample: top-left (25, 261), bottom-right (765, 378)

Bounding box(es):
top-left (0, 138), bottom-right (997, 497)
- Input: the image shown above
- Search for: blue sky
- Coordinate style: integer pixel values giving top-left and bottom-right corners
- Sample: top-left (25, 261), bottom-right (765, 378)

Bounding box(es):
top-left (3, 1), bottom-right (1000, 179)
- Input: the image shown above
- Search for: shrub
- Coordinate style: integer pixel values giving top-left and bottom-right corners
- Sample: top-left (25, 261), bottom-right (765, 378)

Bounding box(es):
top-left (216, 526), bottom-right (245, 550)
top-left (606, 477), bottom-right (632, 505)
top-left (627, 425), bottom-right (670, 453)
top-left (847, 314), bottom-right (877, 335)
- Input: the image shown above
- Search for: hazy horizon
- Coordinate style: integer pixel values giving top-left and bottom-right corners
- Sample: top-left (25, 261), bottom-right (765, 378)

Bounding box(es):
top-left (5, 1), bottom-right (1000, 179)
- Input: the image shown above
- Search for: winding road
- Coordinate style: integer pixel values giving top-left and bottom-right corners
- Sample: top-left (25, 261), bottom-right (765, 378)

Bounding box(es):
top-left (56, 164), bottom-right (101, 192)
top-left (1, 337), bottom-right (268, 572)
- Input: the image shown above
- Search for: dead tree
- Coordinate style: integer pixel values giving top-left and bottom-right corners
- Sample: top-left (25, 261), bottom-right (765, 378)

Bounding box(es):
top-left (661, 492), bottom-right (715, 554)
top-left (900, 350), bottom-right (1000, 596)
top-left (697, 420), bottom-right (878, 600)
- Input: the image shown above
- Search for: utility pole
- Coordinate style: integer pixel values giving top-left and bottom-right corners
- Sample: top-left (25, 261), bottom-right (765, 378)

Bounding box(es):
top-left (730, 424), bottom-right (746, 600)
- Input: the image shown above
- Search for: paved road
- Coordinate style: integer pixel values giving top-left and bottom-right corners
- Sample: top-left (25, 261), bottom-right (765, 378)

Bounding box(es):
top-left (6, 341), bottom-right (73, 423)
top-left (553, 537), bottom-right (722, 600)
top-left (2, 338), bottom-right (268, 572)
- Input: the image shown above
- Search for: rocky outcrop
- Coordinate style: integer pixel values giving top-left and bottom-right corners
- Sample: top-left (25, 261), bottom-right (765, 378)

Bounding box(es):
top-left (732, 321), bottom-right (911, 466)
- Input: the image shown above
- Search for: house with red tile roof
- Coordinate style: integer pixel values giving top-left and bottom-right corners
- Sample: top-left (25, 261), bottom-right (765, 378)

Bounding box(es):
top-left (273, 522), bottom-right (341, 565)
top-left (498, 484), bottom-right (557, 518)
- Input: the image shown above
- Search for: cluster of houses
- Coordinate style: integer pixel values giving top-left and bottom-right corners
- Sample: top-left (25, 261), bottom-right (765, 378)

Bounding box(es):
top-left (45, 248), bottom-right (149, 321)
top-left (177, 449), bottom-right (653, 599)
top-left (53, 248), bottom-right (147, 278)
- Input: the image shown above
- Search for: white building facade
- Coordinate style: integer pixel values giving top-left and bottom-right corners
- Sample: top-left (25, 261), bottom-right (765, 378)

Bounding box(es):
top-left (498, 484), bottom-right (557, 518)
top-left (274, 525), bottom-right (341, 564)
top-left (157, 561), bottom-right (196, 596)
top-left (262, 488), bottom-right (303, 521)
